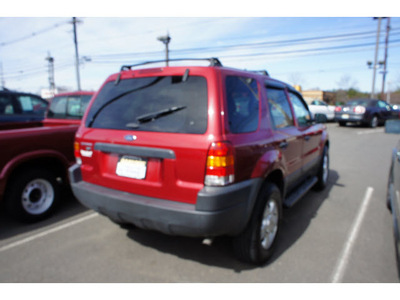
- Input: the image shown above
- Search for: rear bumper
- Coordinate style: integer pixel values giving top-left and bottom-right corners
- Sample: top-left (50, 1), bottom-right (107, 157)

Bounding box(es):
top-left (335, 114), bottom-right (364, 123)
top-left (69, 164), bottom-right (262, 237)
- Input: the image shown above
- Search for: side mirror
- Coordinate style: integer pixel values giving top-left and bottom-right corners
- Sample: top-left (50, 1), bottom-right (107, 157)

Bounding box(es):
top-left (385, 119), bottom-right (400, 134)
top-left (314, 113), bottom-right (327, 124)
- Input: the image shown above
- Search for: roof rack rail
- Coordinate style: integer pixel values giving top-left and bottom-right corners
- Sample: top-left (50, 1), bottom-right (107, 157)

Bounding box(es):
top-left (120, 57), bottom-right (222, 71)
top-left (249, 70), bottom-right (270, 76)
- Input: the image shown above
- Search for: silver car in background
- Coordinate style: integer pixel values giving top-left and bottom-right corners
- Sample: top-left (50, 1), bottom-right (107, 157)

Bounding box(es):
top-left (308, 100), bottom-right (335, 122)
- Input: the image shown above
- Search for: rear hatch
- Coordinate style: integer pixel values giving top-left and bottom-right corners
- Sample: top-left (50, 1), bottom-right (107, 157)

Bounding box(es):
top-left (335, 99), bottom-right (370, 118)
top-left (76, 67), bottom-right (220, 205)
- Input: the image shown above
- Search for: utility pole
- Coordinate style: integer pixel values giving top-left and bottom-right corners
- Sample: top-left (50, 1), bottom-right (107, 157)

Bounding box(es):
top-left (381, 17), bottom-right (391, 101)
top-left (371, 17), bottom-right (382, 99)
top-left (157, 33), bottom-right (171, 66)
top-left (45, 52), bottom-right (56, 97)
top-left (71, 17), bottom-right (82, 91)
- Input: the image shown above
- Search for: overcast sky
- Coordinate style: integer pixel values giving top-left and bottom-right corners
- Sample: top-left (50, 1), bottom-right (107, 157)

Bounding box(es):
top-left (1, 2), bottom-right (400, 97)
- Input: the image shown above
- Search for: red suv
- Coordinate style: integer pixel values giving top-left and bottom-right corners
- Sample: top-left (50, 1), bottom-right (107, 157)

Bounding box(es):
top-left (69, 58), bottom-right (329, 264)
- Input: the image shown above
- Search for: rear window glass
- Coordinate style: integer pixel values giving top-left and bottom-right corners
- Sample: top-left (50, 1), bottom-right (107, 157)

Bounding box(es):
top-left (86, 75), bottom-right (208, 134)
top-left (347, 100), bottom-right (371, 107)
top-left (48, 95), bottom-right (92, 119)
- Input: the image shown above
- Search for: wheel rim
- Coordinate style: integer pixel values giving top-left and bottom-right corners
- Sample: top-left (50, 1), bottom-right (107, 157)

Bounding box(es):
top-left (371, 117), bottom-right (378, 127)
top-left (260, 198), bottom-right (279, 250)
top-left (322, 151), bottom-right (329, 184)
top-left (22, 179), bottom-right (54, 215)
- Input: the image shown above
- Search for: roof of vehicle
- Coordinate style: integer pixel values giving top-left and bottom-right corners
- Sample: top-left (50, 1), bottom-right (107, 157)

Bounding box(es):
top-left (104, 57), bottom-right (298, 94)
top-left (0, 88), bottom-right (46, 99)
top-left (52, 91), bottom-right (95, 97)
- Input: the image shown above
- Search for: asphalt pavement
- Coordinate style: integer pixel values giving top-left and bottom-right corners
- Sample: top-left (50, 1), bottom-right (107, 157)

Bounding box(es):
top-left (0, 123), bottom-right (399, 283)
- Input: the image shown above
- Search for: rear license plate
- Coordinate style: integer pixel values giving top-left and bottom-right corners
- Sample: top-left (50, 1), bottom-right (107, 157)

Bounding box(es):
top-left (342, 114), bottom-right (349, 119)
top-left (116, 156), bottom-right (147, 179)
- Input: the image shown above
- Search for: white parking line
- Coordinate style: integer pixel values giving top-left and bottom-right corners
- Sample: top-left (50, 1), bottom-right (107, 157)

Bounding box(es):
top-left (331, 187), bottom-right (374, 283)
top-left (357, 129), bottom-right (384, 135)
top-left (0, 212), bottom-right (98, 253)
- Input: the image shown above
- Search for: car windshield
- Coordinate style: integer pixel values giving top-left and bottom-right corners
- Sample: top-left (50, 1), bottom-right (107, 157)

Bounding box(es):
top-left (86, 75), bottom-right (208, 134)
top-left (346, 100), bottom-right (370, 107)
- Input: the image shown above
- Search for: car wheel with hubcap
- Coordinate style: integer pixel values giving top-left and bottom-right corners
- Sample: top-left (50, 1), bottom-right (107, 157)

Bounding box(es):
top-left (5, 169), bottom-right (60, 223)
top-left (314, 146), bottom-right (329, 191)
top-left (370, 115), bottom-right (378, 128)
top-left (233, 182), bottom-right (281, 264)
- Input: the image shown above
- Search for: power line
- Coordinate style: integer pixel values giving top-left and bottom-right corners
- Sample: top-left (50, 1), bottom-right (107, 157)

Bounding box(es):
top-left (89, 28), bottom-right (400, 61)
top-left (0, 20), bottom-right (69, 47)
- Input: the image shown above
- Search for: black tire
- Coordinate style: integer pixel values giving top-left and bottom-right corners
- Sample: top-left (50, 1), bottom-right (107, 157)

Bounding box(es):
top-left (5, 168), bottom-right (61, 223)
top-left (387, 167), bottom-right (394, 212)
top-left (314, 146), bottom-right (329, 191)
top-left (232, 183), bottom-right (282, 264)
top-left (339, 121), bottom-right (346, 127)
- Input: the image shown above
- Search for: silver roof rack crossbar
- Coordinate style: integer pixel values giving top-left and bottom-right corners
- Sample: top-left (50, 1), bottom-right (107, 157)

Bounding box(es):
top-left (249, 70), bottom-right (270, 76)
top-left (120, 57), bottom-right (223, 71)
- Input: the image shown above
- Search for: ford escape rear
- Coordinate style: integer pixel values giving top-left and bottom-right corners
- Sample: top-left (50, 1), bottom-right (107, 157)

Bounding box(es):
top-left (69, 58), bottom-right (329, 264)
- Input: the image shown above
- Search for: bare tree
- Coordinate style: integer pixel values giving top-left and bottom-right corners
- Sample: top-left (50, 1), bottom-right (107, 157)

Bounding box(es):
top-left (336, 75), bottom-right (358, 91)
top-left (288, 73), bottom-right (307, 88)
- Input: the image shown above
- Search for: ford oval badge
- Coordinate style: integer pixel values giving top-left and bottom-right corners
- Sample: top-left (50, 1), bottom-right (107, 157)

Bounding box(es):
top-left (124, 135), bottom-right (137, 141)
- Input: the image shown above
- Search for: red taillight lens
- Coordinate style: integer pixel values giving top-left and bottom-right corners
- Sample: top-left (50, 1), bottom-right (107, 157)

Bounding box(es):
top-left (205, 141), bottom-right (235, 186)
top-left (74, 141), bottom-right (82, 164)
top-left (335, 106), bottom-right (342, 112)
top-left (353, 106), bottom-right (366, 114)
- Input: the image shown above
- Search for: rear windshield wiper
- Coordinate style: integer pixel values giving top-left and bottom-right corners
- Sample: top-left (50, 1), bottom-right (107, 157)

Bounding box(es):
top-left (88, 76), bottom-right (163, 127)
top-left (126, 106), bottom-right (186, 128)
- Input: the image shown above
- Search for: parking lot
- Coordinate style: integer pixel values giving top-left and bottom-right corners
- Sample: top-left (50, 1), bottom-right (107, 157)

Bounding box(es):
top-left (0, 122), bottom-right (399, 283)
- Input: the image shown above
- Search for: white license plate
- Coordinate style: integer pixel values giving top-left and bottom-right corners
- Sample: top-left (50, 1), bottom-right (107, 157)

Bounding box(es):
top-left (116, 156), bottom-right (147, 179)
top-left (342, 114), bottom-right (349, 119)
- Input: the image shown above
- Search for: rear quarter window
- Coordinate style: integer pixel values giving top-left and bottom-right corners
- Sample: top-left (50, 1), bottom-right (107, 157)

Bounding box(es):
top-left (87, 75), bottom-right (208, 134)
top-left (226, 76), bottom-right (259, 133)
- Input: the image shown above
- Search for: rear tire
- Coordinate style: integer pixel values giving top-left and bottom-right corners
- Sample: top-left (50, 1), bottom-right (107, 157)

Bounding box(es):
top-left (339, 121), bottom-right (346, 127)
top-left (5, 168), bottom-right (61, 223)
top-left (369, 115), bottom-right (378, 128)
top-left (314, 146), bottom-right (329, 191)
top-left (233, 183), bottom-right (281, 264)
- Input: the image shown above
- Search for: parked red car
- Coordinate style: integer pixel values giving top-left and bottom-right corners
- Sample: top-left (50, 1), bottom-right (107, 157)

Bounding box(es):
top-left (69, 58), bottom-right (329, 264)
top-left (0, 91), bottom-right (94, 222)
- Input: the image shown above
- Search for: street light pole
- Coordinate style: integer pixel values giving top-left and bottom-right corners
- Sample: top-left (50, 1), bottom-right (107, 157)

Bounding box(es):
top-left (381, 17), bottom-right (391, 100)
top-left (72, 17), bottom-right (82, 91)
top-left (157, 34), bottom-right (171, 66)
top-left (371, 17), bottom-right (382, 99)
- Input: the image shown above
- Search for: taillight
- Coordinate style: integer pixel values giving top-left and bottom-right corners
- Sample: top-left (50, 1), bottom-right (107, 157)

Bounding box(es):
top-left (74, 141), bottom-right (93, 165)
top-left (74, 141), bottom-right (82, 165)
top-left (335, 106), bottom-right (342, 112)
top-left (353, 106), bottom-right (366, 114)
top-left (205, 141), bottom-right (235, 186)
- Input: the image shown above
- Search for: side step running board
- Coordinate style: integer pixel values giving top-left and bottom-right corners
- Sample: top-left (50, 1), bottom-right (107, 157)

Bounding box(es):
top-left (283, 176), bottom-right (318, 208)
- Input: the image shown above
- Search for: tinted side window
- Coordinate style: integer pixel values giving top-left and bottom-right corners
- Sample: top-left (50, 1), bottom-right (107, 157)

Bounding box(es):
top-left (0, 94), bottom-right (13, 114)
top-left (377, 100), bottom-right (390, 109)
top-left (17, 95), bottom-right (47, 114)
top-left (48, 95), bottom-right (92, 119)
top-left (266, 87), bottom-right (294, 129)
top-left (48, 97), bottom-right (67, 118)
top-left (288, 92), bottom-right (312, 127)
top-left (226, 76), bottom-right (259, 133)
